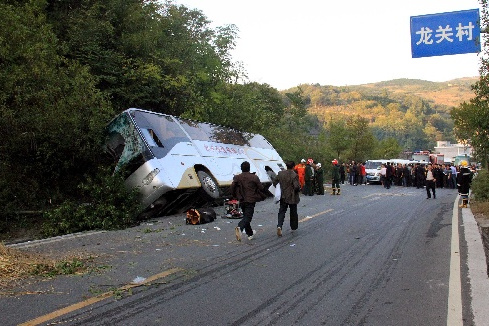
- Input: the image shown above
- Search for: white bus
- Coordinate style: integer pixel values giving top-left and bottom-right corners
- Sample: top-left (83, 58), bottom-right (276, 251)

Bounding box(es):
top-left (105, 108), bottom-right (285, 217)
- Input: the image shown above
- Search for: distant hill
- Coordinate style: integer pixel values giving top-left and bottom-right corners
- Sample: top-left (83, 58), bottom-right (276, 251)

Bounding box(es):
top-left (284, 77), bottom-right (479, 151)
top-left (359, 77), bottom-right (478, 108)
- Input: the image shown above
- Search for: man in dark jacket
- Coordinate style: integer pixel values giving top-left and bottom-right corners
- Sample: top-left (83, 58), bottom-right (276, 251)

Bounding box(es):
top-left (350, 161), bottom-right (357, 185)
top-left (385, 162), bottom-right (392, 189)
top-left (339, 163), bottom-right (346, 184)
top-left (315, 163), bottom-right (325, 195)
top-left (303, 158), bottom-right (315, 196)
top-left (273, 161), bottom-right (301, 236)
top-left (415, 163), bottom-right (425, 189)
top-left (230, 161), bottom-right (265, 241)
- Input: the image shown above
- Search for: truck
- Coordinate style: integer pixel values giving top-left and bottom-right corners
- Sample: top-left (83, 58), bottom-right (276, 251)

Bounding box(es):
top-left (412, 151), bottom-right (430, 163)
top-left (454, 154), bottom-right (472, 166)
top-left (434, 154), bottom-right (445, 164)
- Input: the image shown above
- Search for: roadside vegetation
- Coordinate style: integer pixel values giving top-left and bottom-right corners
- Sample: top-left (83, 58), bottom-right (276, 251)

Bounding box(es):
top-left (1, 0), bottom-right (489, 243)
top-left (450, 4), bottom-right (489, 222)
top-left (0, 243), bottom-right (88, 291)
top-left (469, 170), bottom-right (489, 224)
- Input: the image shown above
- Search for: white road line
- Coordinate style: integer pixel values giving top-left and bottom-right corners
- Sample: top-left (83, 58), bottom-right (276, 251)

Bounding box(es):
top-left (447, 197), bottom-right (463, 326)
top-left (7, 231), bottom-right (107, 249)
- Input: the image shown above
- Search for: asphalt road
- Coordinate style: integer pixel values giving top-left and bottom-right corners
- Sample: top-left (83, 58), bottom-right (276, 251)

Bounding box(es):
top-left (2, 184), bottom-right (486, 325)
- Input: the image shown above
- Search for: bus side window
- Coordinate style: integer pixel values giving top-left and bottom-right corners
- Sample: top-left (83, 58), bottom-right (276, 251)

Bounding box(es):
top-left (141, 128), bottom-right (164, 148)
top-left (153, 116), bottom-right (189, 143)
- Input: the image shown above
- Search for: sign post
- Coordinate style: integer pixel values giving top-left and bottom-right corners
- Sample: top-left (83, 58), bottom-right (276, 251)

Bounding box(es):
top-left (411, 9), bottom-right (481, 58)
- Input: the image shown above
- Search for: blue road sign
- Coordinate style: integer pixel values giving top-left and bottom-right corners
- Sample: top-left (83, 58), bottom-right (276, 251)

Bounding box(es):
top-left (411, 9), bottom-right (481, 58)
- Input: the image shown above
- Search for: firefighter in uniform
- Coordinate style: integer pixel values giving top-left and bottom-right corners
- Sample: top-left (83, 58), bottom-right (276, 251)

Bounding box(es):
top-left (294, 159), bottom-right (306, 191)
top-left (457, 160), bottom-right (473, 208)
top-left (331, 159), bottom-right (341, 195)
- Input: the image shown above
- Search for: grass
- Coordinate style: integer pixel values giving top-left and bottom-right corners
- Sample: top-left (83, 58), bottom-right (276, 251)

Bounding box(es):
top-left (0, 243), bottom-right (88, 290)
top-left (470, 200), bottom-right (489, 225)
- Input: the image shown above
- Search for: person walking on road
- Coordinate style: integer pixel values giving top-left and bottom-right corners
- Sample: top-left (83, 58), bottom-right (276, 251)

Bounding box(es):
top-left (230, 161), bottom-right (265, 241)
top-left (425, 164), bottom-right (436, 199)
top-left (273, 160), bottom-right (301, 237)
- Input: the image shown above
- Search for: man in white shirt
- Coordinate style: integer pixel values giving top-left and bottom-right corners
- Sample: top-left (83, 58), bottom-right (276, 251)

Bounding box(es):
top-left (425, 164), bottom-right (436, 199)
top-left (380, 164), bottom-right (387, 188)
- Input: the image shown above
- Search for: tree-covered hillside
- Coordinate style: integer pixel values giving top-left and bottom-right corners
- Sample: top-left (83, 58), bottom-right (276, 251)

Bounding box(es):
top-left (289, 77), bottom-right (477, 152)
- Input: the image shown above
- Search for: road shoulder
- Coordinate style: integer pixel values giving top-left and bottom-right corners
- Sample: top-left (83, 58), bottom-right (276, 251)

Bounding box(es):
top-left (462, 207), bottom-right (489, 326)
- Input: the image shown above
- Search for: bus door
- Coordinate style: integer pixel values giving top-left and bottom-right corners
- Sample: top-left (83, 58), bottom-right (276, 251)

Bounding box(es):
top-left (244, 133), bottom-right (284, 182)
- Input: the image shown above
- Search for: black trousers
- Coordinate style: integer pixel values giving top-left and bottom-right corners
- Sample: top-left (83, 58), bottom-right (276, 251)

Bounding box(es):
top-left (238, 202), bottom-right (256, 236)
top-left (426, 180), bottom-right (436, 198)
top-left (277, 199), bottom-right (298, 230)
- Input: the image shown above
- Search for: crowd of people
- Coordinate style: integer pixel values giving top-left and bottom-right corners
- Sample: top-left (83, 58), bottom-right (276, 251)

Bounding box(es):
top-left (375, 161), bottom-right (472, 190)
top-left (293, 158), bottom-right (325, 196)
top-left (230, 158), bottom-right (474, 242)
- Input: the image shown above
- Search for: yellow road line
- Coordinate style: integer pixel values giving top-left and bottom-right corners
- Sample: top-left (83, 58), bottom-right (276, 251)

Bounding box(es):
top-left (299, 209), bottom-right (333, 223)
top-left (19, 267), bottom-right (182, 326)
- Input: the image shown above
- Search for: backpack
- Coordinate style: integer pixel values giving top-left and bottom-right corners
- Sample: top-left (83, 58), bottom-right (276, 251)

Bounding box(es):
top-left (186, 207), bottom-right (217, 225)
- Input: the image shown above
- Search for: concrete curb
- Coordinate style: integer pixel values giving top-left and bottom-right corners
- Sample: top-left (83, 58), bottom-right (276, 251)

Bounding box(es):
top-left (462, 207), bottom-right (489, 326)
top-left (6, 230), bottom-right (106, 249)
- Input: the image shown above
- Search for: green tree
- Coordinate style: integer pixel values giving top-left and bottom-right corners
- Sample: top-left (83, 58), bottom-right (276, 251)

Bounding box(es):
top-left (283, 87), bottom-right (309, 118)
top-left (451, 101), bottom-right (489, 168)
top-left (46, 0), bottom-right (241, 118)
top-left (0, 1), bottom-right (113, 218)
top-left (345, 116), bottom-right (376, 162)
top-left (327, 119), bottom-right (349, 160)
top-left (374, 137), bottom-right (402, 159)
top-left (187, 82), bottom-right (284, 134)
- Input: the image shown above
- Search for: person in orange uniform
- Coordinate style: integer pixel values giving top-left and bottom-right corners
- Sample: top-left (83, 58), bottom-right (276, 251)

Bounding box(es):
top-left (294, 159), bottom-right (306, 191)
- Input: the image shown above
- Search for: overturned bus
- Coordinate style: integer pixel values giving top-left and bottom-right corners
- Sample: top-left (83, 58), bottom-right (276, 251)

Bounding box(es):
top-left (105, 108), bottom-right (285, 218)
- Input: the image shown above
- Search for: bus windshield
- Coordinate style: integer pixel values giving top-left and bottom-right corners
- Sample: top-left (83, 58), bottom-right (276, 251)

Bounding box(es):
top-left (130, 110), bottom-right (190, 159)
top-left (365, 161), bottom-right (383, 169)
top-left (106, 113), bottom-right (153, 175)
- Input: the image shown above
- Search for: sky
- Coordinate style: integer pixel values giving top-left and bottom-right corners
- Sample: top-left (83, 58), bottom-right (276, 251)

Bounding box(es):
top-left (174, 0), bottom-right (483, 90)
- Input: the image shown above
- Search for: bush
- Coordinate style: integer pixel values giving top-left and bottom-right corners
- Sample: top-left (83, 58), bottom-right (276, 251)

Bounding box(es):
top-left (471, 169), bottom-right (489, 202)
top-left (42, 168), bottom-right (142, 237)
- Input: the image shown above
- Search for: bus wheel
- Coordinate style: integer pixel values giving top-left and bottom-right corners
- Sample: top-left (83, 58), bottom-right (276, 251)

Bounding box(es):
top-left (197, 170), bottom-right (220, 199)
